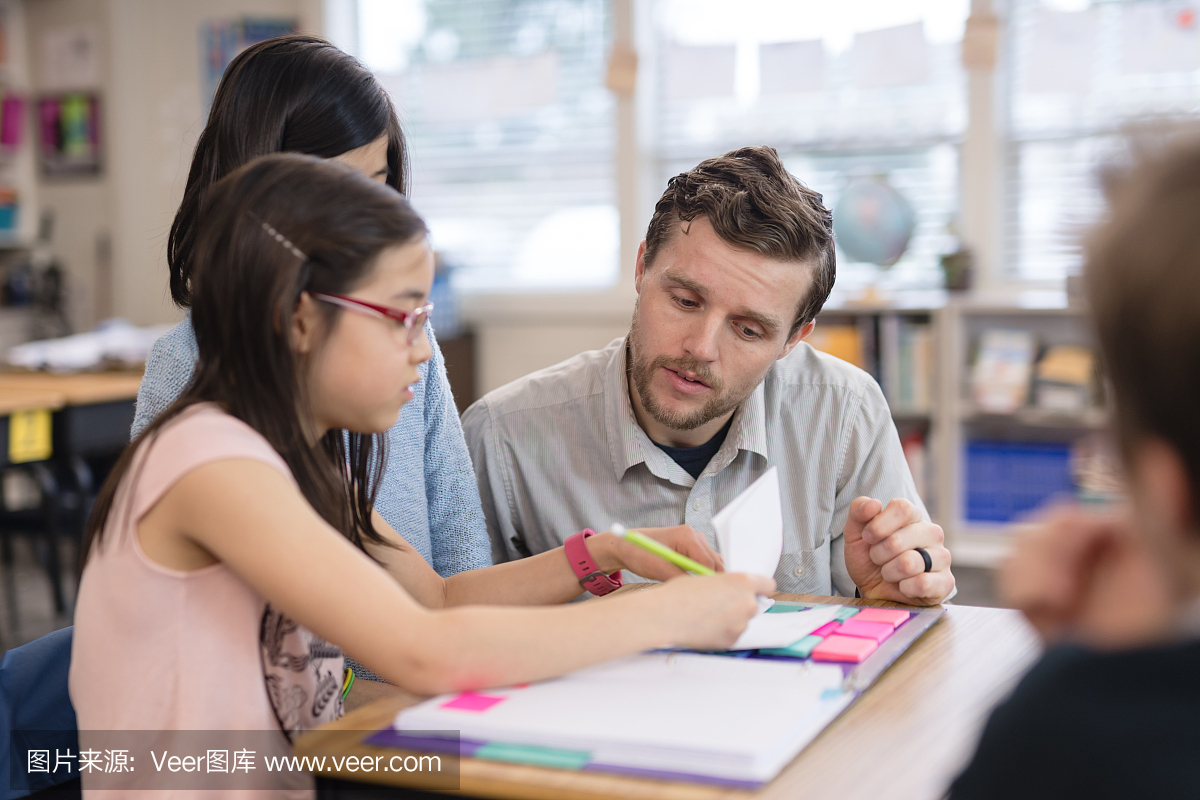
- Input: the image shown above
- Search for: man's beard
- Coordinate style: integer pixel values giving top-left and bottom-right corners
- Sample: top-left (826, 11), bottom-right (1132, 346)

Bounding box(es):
top-left (627, 303), bottom-right (753, 432)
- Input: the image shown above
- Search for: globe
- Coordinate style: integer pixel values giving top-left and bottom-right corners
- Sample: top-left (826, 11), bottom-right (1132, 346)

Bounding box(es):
top-left (832, 176), bottom-right (917, 268)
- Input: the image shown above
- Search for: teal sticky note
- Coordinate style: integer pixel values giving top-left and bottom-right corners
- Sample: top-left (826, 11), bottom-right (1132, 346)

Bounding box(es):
top-left (475, 742), bottom-right (591, 770)
top-left (759, 634), bottom-right (824, 658)
top-left (765, 602), bottom-right (812, 614)
top-left (834, 606), bottom-right (861, 621)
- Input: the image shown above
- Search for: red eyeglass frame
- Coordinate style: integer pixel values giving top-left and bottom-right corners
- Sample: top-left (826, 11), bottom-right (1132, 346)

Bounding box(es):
top-left (311, 293), bottom-right (434, 344)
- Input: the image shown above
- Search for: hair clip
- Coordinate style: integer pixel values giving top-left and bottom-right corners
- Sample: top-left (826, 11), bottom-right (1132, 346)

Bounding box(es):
top-left (257, 218), bottom-right (307, 261)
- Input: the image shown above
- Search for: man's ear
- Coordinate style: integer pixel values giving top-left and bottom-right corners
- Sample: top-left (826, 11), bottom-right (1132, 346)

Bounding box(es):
top-left (779, 320), bottom-right (816, 360)
top-left (291, 291), bottom-right (323, 355)
top-left (634, 240), bottom-right (648, 294)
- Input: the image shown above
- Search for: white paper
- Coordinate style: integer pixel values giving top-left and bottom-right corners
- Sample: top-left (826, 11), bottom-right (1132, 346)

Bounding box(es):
top-left (1024, 8), bottom-right (1098, 94)
top-left (419, 53), bottom-right (558, 124)
top-left (662, 44), bottom-right (736, 100)
top-left (395, 651), bottom-right (850, 783)
top-left (760, 40), bottom-right (826, 95)
top-left (1120, 4), bottom-right (1200, 75)
top-left (851, 22), bottom-right (929, 89)
top-left (730, 604), bottom-right (840, 651)
top-left (713, 466), bottom-right (783, 578)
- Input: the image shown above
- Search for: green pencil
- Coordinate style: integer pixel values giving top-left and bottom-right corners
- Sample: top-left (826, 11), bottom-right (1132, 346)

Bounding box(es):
top-left (611, 523), bottom-right (716, 576)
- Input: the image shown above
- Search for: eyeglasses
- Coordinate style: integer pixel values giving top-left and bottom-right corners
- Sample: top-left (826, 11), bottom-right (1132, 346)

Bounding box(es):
top-left (312, 293), bottom-right (434, 345)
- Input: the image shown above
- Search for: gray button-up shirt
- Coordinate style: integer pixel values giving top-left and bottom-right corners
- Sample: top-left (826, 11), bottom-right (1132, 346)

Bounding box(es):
top-left (462, 336), bottom-right (926, 595)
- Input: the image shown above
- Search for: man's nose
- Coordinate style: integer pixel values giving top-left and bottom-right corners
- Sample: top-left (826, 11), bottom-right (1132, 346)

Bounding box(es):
top-left (682, 311), bottom-right (721, 363)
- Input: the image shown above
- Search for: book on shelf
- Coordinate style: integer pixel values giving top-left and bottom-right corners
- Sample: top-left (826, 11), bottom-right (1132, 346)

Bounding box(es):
top-left (895, 320), bottom-right (932, 411)
top-left (810, 317), bottom-right (931, 413)
top-left (970, 328), bottom-right (1036, 414)
top-left (901, 430), bottom-right (929, 502)
top-left (806, 323), bottom-right (866, 371)
top-left (1034, 344), bottom-right (1094, 413)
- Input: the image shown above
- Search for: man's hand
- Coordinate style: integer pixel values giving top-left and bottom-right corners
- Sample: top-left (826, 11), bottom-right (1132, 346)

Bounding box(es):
top-left (843, 497), bottom-right (954, 605)
top-left (999, 506), bottom-right (1173, 647)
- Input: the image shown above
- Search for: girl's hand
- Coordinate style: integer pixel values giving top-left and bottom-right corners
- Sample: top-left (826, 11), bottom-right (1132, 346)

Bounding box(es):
top-left (587, 525), bottom-right (724, 581)
top-left (653, 573), bottom-right (776, 650)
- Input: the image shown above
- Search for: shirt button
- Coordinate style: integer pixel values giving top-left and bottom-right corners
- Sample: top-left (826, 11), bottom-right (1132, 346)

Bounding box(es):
top-left (792, 565), bottom-right (806, 577)
top-left (691, 499), bottom-right (702, 510)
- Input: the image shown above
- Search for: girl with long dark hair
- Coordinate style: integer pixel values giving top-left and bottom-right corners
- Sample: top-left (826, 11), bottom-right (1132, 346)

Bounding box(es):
top-left (133, 35), bottom-right (489, 594)
top-left (71, 156), bottom-right (767, 791)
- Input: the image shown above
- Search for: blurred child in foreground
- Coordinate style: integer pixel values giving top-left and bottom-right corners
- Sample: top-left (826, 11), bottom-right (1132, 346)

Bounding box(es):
top-left (951, 138), bottom-right (1200, 799)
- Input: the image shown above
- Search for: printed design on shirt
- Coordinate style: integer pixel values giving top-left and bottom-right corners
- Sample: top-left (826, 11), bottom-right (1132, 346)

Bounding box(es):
top-left (260, 605), bottom-right (345, 740)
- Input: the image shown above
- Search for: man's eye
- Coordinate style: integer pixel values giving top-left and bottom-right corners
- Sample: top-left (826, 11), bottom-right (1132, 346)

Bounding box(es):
top-left (673, 294), bottom-right (699, 309)
top-left (739, 325), bottom-right (763, 339)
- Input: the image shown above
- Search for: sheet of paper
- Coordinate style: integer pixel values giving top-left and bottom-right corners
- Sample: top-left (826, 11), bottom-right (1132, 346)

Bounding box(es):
top-left (850, 22), bottom-right (929, 89)
top-left (714, 466), bottom-right (783, 578)
top-left (1023, 7), bottom-right (1098, 94)
top-left (730, 604), bottom-right (840, 651)
top-left (1120, 4), bottom-right (1200, 75)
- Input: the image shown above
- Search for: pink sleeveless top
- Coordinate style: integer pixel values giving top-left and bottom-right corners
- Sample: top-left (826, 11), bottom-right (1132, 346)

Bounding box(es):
top-left (70, 404), bottom-right (343, 797)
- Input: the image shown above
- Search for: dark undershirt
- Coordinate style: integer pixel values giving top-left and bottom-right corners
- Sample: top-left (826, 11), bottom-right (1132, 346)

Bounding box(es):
top-left (652, 416), bottom-right (735, 479)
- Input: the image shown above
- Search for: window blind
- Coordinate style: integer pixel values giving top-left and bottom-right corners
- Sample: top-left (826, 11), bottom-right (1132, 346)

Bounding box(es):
top-left (359, 0), bottom-right (617, 292)
top-left (652, 0), bottom-right (969, 291)
top-left (1005, 0), bottom-right (1200, 282)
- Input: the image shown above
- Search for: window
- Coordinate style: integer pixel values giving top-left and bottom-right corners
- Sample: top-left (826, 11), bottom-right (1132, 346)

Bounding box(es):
top-left (652, 0), bottom-right (970, 293)
top-left (356, 0), bottom-right (618, 293)
top-left (1005, 0), bottom-right (1200, 282)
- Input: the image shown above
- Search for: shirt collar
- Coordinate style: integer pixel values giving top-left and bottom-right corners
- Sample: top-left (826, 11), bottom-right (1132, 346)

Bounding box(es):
top-left (602, 337), bottom-right (771, 483)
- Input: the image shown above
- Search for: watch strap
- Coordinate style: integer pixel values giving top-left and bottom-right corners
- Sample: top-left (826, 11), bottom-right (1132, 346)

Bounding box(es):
top-left (564, 529), bottom-right (623, 596)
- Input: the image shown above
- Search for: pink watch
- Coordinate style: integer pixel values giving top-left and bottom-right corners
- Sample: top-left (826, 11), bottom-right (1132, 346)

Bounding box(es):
top-left (564, 529), bottom-right (623, 596)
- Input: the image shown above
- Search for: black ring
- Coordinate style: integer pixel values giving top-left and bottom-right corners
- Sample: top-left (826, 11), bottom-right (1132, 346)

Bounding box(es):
top-left (915, 547), bottom-right (933, 573)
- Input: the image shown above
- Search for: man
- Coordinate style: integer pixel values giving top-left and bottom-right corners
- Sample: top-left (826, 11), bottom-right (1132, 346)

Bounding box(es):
top-left (463, 146), bottom-right (954, 603)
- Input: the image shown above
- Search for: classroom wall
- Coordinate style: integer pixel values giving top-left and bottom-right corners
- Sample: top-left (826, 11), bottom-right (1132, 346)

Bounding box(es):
top-left (26, 0), bottom-right (322, 331)
top-left (474, 319), bottom-right (632, 396)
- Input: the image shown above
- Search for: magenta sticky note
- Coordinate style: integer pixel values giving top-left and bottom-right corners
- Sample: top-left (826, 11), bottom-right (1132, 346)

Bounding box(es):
top-left (852, 607), bottom-right (911, 628)
top-left (836, 619), bottom-right (895, 643)
top-left (811, 621), bottom-right (841, 638)
top-left (440, 692), bottom-right (506, 712)
top-left (811, 634), bottom-right (878, 663)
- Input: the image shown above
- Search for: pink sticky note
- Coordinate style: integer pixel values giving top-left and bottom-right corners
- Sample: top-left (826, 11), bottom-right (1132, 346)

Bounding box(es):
top-left (852, 608), bottom-right (911, 628)
top-left (812, 634), bottom-right (878, 663)
top-left (836, 619), bottom-right (895, 643)
top-left (812, 621), bottom-right (841, 638)
top-left (440, 692), bottom-right (506, 712)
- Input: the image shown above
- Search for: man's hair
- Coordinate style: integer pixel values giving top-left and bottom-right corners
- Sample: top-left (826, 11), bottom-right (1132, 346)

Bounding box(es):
top-left (1086, 134), bottom-right (1200, 504)
top-left (643, 146), bottom-right (835, 337)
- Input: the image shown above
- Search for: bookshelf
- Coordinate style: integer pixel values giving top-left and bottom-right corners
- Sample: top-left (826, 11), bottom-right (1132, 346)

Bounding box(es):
top-left (815, 290), bottom-right (1106, 569)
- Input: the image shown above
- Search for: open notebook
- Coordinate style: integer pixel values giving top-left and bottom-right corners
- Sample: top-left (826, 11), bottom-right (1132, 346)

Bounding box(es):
top-left (391, 652), bottom-right (854, 786)
top-left (374, 601), bottom-right (945, 787)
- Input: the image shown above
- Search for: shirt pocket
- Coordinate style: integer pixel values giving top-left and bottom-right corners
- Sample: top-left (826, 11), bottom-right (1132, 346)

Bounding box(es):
top-left (774, 549), bottom-right (827, 595)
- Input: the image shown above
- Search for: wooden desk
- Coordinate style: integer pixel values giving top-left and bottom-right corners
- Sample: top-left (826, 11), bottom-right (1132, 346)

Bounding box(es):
top-left (0, 371), bottom-right (142, 458)
top-left (0, 370), bottom-right (143, 619)
top-left (0, 372), bottom-right (143, 406)
top-left (296, 593), bottom-right (1040, 800)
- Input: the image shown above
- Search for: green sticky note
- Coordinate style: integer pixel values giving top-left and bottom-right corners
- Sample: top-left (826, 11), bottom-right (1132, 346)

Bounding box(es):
top-left (834, 606), bottom-right (861, 621)
top-left (759, 634), bottom-right (824, 658)
top-left (475, 742), bottom-right (591, 770)
top-left (765, 602), bottom-right (812, 613)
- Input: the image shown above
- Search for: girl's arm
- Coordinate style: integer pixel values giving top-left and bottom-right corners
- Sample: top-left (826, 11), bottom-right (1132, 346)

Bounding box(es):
top-left (363, 508), bottom-right (725, 608)
top-left (142, 458), bottom-right (769, 696)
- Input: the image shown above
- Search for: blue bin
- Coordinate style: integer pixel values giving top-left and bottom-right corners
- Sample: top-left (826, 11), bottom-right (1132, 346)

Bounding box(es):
top-left (965, 440), bottom-right (1075, 522)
